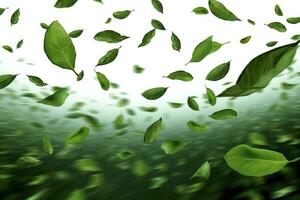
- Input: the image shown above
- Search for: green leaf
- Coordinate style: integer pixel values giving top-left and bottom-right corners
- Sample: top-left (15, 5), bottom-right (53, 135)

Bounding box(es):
top-left (206, 61), bottom-right (230, 81)
top-left (142, 87), bottom-right (168, 100)
top-left (161, 140), bottom-right (186, 154)
top-left (37, 88), bottom-right (69, 107)
top-left (17, 156), bottom-right (41, 168)
top-left (247, 19), bottom-right (255, 25)
top-left (0, 7), bottom-right (8, 16)
top-left (187, 97), bottom-right (199, 111)
top-left (96, 72), bottom-right (110, 90)
top-left (116, 150), bottom-right (135, 160)
top-left (65, 127), bottom-right (89, 144)
top-left (96, 47), bottom-right (120, 66)
top-left (149, 177), bottom-right (168, 189)
top-left (69, 29), bottom-right (83, 38)
top-left (224, 144), bottom-right (288, 177)
top-left (2, 45), bottom-right (13, 53)
top-left (55, 0), bottom-right (78, 8)
top-left (218, 41), bottom-right (299, 97)
top-left (168, 102), bottom-right (184, 108)
top-left (209, 109), bottom-right (237, 120)
top-left (171, 32), bottom-right (181, 52)
top-left (186, 36), bottom-right (213, 65)
top-left (40, 22), bottom-right (49, 29)
top-left (42, 134), bottom-right (53, 155)
top-left (16, 39), bottom-right (23, 48)
top-left (113, 10), bottom-right (133, 19)
top-left (139, 106), bottom-right (158, 112)
top-left (209, 41), bottom-right (229, 54)
top-left (133, 65), bottom-right (145, 74)
top-left (76, 70), bottom-right (84, 81)
top-left (186, 121), bottom-right (207, 133)
top-left (206, 87), bottom-right (216, 106)
top-left (75, 158), bottom-right (101, 172)
top-left (138, 29), bottom-right (156, 48)
top-left (10, 9), bottom-right (20, 25)
top-left (291, 34), bottom-right (300, 40)
top-left (94, 30), bottom-right (129, 43)
top-left (151, 0), bottom-right (163, 14)
top-left (240, 36), bottom-right (251, 44)
top-left (27, 75), bottom-right (48, 87)
top-left (44, 21), bottom-right (77, 75)
top-left (208, 0), bottom-right (240, 21)
top-left (266, 22), bottom-right (287, 32)
top-left (275, 4), bottom-right (283, 16)
top-left (0, 74), bottom-right (17, 89)
top-left (192, 7), bottom-right (209, 15)
top-left (286, 17), bottom-right (300, 24)
top-left (105, 17), bottom-right (112, 24)
top-left (281, 82), bottom-right (297, 90)
top-left (144, 118), bottom-right (163, 144)
top-left (151, 19), bottom-right (166, 30)
top-left (266, 41), bottom-right (278, 47)
top-left (190, 161), bottom-right (210, 180)
top-left (165, 70), bottom-right (193, 82)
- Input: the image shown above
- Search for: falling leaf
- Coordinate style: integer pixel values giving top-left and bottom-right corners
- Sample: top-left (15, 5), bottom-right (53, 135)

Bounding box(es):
top-left (165, 70), bottom-right (193, 82)
top-left (139, 106), bottom-right (158, 112)
top-left (69, 29), bottom-right (83, 38)
top-left (113, 10), bottom-right (133, 19)
top-left (266, 22), bottom-right (287, 32)
top-left (138, 29), bottom-right (156, 47)
top-left (17, 156), bottom-right (41, 168)
top-left (42, 134), bottom-right (53, 155)
top-left (186, 36), bottom-right (213, 65)
top-left (208, 0), bottom-right (240, 21)
top-left (240, 36), bottom-right (251, 44)
top-left (247, 19), bottom-right (255, 25)
top-left (0, 74), bottom-right (18, 89)
top-left (27, 75), bottom-right (48, 87)
top-left (280, 82), bottom-right (297, 90)
top-left (96, 47), bottom-right (120, 66)
top-left (94, 30), bottom-right (129, 43)
top-left (224, 144), bottom-right (288, 176)
top-left (266, 41), bottom-right (278, 47)
top-left (149, 177), bottom-right (168, 189)
top-left (161, 140), bottom-right (186, 154)
top-left (286, 17), bottom-right (300, 24)
top-left (65, 127), bottom-right (89, 144)
top-left (116, 150), bottom-right (135, 160)
top-left (0, 7), bottom-right (8, 16)
top-left (37, 88), bottom-right (69, 107)
top-left (151, 0), bottom-right (163, 14)
top-left (54, 0), bottom-right (78, 8)
top-left (249, 132), bottom-right (268, 145)
top-left (206, 87), bottom-right (217, 106)
top-left (209, 41), bottom-right (229, 54)
top-left (144, 118), bottom-right (162, 144)
top-left (96, 72), bottom-right (110, 90)
top-left (187, 97), bottom-right (199, 111)
top-left (151, 19), bottom-right (166, 30)
top-left (291, 34), bottom-right (300, 40)
top-left (190, 161), bottom-right (210, 180)
top-left (2, 45), bottom-right (13, 53)
top-left (206, 61), bottom-right (230, 81)
top-left (16, 39), bottom-right (23, 48)
top-left (133, 65), bottom-right (144, 74)
top-left (171, 32), bottom-right (181, 52)
top-left (105, 17), bottom-right (112, 24)
top-left (76, 70), bottom-right (84, 81)
top-left (209, 109), bottom-right (237, 120)
top-left (168, 102), bottom-right (184, 108)
top-left (142, 87), bottom-right (168, 100)
top-left (192, 7), bottom-right (209, 15)
top-left (274, 4), bottom-right (283, 16)
top-left (40, 22), bottom-right (49, 29)
top-left (10, 8), bottom-right (20, 25)
top-left (186, 121), bottom-right (207, 133)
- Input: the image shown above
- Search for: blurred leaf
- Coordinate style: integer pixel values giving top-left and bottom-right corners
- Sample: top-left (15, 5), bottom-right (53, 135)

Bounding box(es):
top-left (144, 117), bottom-right (162, 144)
top-left (65, 127), bottom-right (89, 145)
top-left (94, 30), bottom-right (129, 43)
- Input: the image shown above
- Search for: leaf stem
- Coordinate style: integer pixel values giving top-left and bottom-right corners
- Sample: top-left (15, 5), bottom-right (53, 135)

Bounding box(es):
top-left (288, 157), bottom-right (300, 163)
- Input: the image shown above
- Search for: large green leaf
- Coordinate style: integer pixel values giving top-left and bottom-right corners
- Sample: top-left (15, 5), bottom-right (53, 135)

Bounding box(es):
top-left (151, 0), bottom-right (163, 14)
top-left (144, 118), bottom-right (162, 144)
top-left (208, 0), bottom-right (240, 21)
top-left (165, 70), bottom-right (193, 82)
top-left (138, 29), bottom-right (156, 47)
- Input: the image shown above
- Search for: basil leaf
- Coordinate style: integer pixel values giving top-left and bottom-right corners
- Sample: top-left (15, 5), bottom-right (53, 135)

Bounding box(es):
top-left (96, 72), bottom-right (110, 90)
top-left (186, 36), bottom-right (213, 65)
top-left (37, 88), bottom-right (69, 107)
top-left (151, 19), bottom-right (166, 30)
top-left (96, 47), bottom-right (120, 66)
top-left (165, 70), bottom-right (193, 82)
top-left (286, 17), bottom-right (300, 24)
top-left (10, 8), bottom-right (20, 25)
top-left (151, 0), bottom-right (163, 14)
top-left (275, 4), bottom-right (283, 16)
top-left (266, 22), bottom-right (287, 32)
top-left (69, 29), bottom-right (83, 38)
top-left (206, 87), bottom-right (217, 106)
top-left (187, 97), bottom-right (199, 111)
top-left (27, 75), bottom-right (48, 87)
top-left (240, 36), bottom-right (251, 44)
top-left (113, 10), bottom-right (133, 19)
top-left (55, 0), bottom-right (78, 8)
top-left (192, 7), bottom-right (209, 15)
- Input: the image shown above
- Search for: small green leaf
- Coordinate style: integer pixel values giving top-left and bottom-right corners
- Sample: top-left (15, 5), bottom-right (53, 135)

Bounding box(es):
top-left (144, 118), bottom-right (163, 144)
top-left (208, 0), bottom-right (240, 21)
top-left (206, 87), bottom-right (216, 106)
top-left (240, 36), bottom-right (251, 44)
top-left (27, 75), bottom-right (48, 87)
top-left (65, 127), bottom-right (89, 145)
top-left (96, 72), bottom-right (110, 91)
top-left (151, 19), bottom-right (166, 30)
top-left (286, 17), bottom-right (300, 24)
top-left (266, 22), bottom-right (287, 32)
top-left (138, 29), bottom-right (156, 47)
top-left (94, 30), bottom-right (129, 43)
top-left (0, 7), bottom-right (8, 16)
top-left (209, 109), bottom-right (237, 120)
top-left (151, 0), bottom-right (163, 14)
top-left (55, 0), bottom-right (78, 8)
top-left (190, 161), bottom-right (210, 180)
top-left (192, 7), bottom-right (209, 15)
top-left (116, 150), bottom-right (135, 160)
top-left (69, 29), bottom-right (83, 38)
top-left (113, 10), bottom-right (133, 19)
top-left (280, 82), bottom-right (297, 90)
top-left (161, 140), bottom-right (186, 154)
top-left (165, 70), bottom-right (193, 82)
top-left (171, 32), bottom-right (181, 52)
top-left (10, 8), bottom-right (20, 25)
top-left (16, 39), bottom-right (23, 48)
top-left (17, 156), bottom-right (41, 168)
top-left (275, 4), bottom-right (283, 16)
top-left (224, 144), bottom-right (288, 177)
top-left (206, 61), bottom-right (230, 81)
top-left (40, 22), bottom-right (49, 29)
top-left (142, 87), bottom-right (168, 100)
top-left (96, 47), bottom-right (120, 66)
top-left (133, 65), bottom-right (145, 74)
top-left (266, 41), bottom-right (278, 47)
top-left (187, 97), bottom-right (199, 111)
top-left (105, 17), bottom-right (112, 24)
top-left (247, 19), bottom-right (255, 25)
top-left (291, 34), bottom-right (300, 40)
top-left (139, 106), bottom-right (158, 112)
top-left (37, 88), bottom-right (69, 107)
top-left (186, 121), bottom-right (207, 133)
top-left (187, 36), bottom-right (213, 65)
top-left (2, 45), bottom-right (13, 53)
top-left (76, 70), bottom-right (84, 81)
top-left (0, 74), bottom-right (18, 89)
top-left (168, 102), bottom-right (184, 108)
top-left (209, 41), bottom-right (229, 54)
top-left (42, 134), bottom-right (53, 155)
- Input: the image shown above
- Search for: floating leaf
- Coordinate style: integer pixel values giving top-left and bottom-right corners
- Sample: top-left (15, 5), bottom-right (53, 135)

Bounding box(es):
top-left (275, 4), bottom-right (283, 16)
top-left (240, 36), bottom-right (251, 44)
top-left (17, 156), bottom-right (41, 168)
top-left (219, 41), bottom-right (299, 97)
top-left (168, 102), bottom-right (184, 108)
top-left (96, 47), bottom-right (120, 66)
top-left (286, 17), bottom-right (300, 24)
top-left (247, 19), bottom-right (255, 25)
top-left (75, 158), bottom-right (101, 172)
top-left (0, 7), bottom-right (8, 16)
top-left (206, 61), bottom-right (230, 81)
top-left (96, 72), bottom-right (110, 91)
top-left (187, 121), bottom-right (207, 133)
top-left (138, 29), bottom-right (156, 47)
top-left (161, 140), bottom-right (186, 154)
top-left (142, 87), bottom-right (168, 100)
top-left (149, 177), bottom-right (168, 189)
top-left (94, 30), bottom-right (129, 43)
top-left (224, 144), bottom-right (288, 176)
top-left (77, 70), bottom-right (84, 81)
top-left (105, 17), bottom-right (112, 24)
top-left (27, 75), bottom-right (48, 87)
top-left (190, 161), bottom-right (210, 180)
top-left (144, 118), bottom-right (162, 144)
top-left (0, 74), bottom-right (17, 89)
top-left (66, 113), bottom-right (101, 128)
top-left (113, 114), bottom-right (128, 129)
top-left (209, 109), bottom-right (237, 120)
top-left (2, 45), bottom-right (13, 53)
top-left (133, 65), bottom-right (144, 74)
top-left (186, 36), bottom-right (213, 65)
top-left (116, 150), bottom-right (135, 160)
top-left (206, 87), bottom-right (217, 106)
top-left (37, 88), bottom-right (69, 107)
top-left (208, 0), bottom-right (240, 21)
top-left (151, 0), bottom-right (163, 14)
top-left (69, 29), bottom-right (83, 38)
top-left (266, 41), bottom-right (278, 47)
top-left (139, 106), bottom-right (158, 112)
top-left (249, 132), bottom-right (268, 145)
top-left (65, 127), bottom-right (89, 144)
top-left (40, 22), bottom-right (49, 29)
top-left (10, 9), bottom-right (20, 25)
top-left (42, 134), bottom-right (53, 155)
top-left (192, 7), bottom-right (209, 15)
top-left (171, 32), bottom-right (181, 52)
top-left (281, 82), bottom-right (297, 90)
top-left (16, 39), bottom-right (23, 48)
top-left (151, 19), bottom-right (166, 30)
top-left (55, 0), bottom-right (78, 8)
top-left (113, 10), bottom-right (133, 19)
top-left (266, 22), bottom-right (287, 32)
top-left (187, 97), bottom-right (199, 111)
top-left (165, 70), bottom-right (193, 82)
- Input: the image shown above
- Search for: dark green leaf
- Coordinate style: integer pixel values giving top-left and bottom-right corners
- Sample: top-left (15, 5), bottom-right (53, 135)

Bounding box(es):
top-left (187, 121), bottom-right (207, 133)
top-left (206, 87), bottom-right (216, 106)
top-left (113, 10), bottom-right (133, 19)
top-left (151, 0), bottom-right (163, 14)
top-left (37, 88), bottom-right (69, 107)
top-left (117, 150), bottom-right (135, 160)
top-left (27, 75), bottom-right (48, 87)
top-left (65, 127), bottom-right (89, 144)
top-left (42, 134), bottom-right (53, 155)
top-left (144, 118), bottom-right (162, 144)
top-left (138, 29), bottom-right (156, 48)
top-left (240, 36), bottom-right (251, 44)
top-left (209, 109), bottom-right (237, 120)
top-left (10, 9), bottom-right (20, 25)
top-left (0, 74), bottom-right (17, 89)
top-left (96, 47), bottom-right (120, 66)
top-left (2, 45), bottom-right (13, 53)
top-left (192, 7), bottom-right (209, 15)
top-left (247, 19), bottom-right (255, 25)
top-left (96, 72), bottom-right (110, 90)
top-left (190, 161), bottom-right (210, 180)
top-left (208, 0), bottom-right (240, 21)
top-left (165, 70), bottom-right (193, 82)
top-left (168, 102), bottom-right (184, 108)
top-left (161, 140), bottom-right (186, 154)
top-left (139, 106), bottom-right (158, 112)
top-left (275, 4), bottom-right (283, 16)
top-left (266, 22), bottom-right (287, 32)
top-left (0, 7), bottom-right (8, 16)
top-left (186, 36), bottom-right (213, 65)
top-left (187, 97), bottom-right (199, 111)
top-left (286, 17), bottom-right (300, 24)
top-left (69, 29), bottom-right (83, 38)
top-left (94, 30), bottom-right (129, 43)
top-left (17, 156), bottom-right (41, 167)
top-left (55, 0), bottom-right (78, 8)
top-left (133, 65), bottom-right (145, 74)
top-left (266, 41), bottom-right (278, 47)
top-left (40, 22), bottom-right (49, 29)
top-left (171, 32), bottom-right (181, 52)
top-left (206, 61), bottom-right (230, 81)
top-left (142, 87), bottom-right (168, 100)
top-left (151, 19), bottom-right (166, 30)
top-left (16, 39), bottom-right (23, 48)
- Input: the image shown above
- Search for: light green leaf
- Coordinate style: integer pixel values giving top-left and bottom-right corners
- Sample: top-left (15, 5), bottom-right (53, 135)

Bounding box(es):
top-left (206, 61), bottom-right (230, 81)
top-left (65, 127), bottom-right (89, 145)
top-left (186, 36), bottom-right (213, 65)
top-left (27, 75), bottom-right (48, 87)
top-left (208, 0), bottom-right (240, 21)
top-left (96, 47), bottom-right (120, 66)
top-left (69, 29), bottom-right (83, 38)
top-left (96, 72), bottom-right (110, 91)
top-left (168, 102), bottom-right (184, 108)
top-left (187, 121), bottom-right (207, 133)
top-left (138, 29), bottom-right (156, 47)
top-left (142, 87), bottom-right (168, 100)
top-left (161, 140), bottom-right (186, 154)
top-left (187, 97), bottom-right (199, 111)
top-left (151, 0), bottom-right (163, 14)
top-left (55, 0), bottom-right (78, 8)
top-left (171, 32), bottom-right (181, 52)
top-left (37, 88), bottom-right (69, 107)
top-left (42, 134), bottom-right (53, 155)
top-left (116, 150), bottom-right (135, 160)
top-left (209, 109), bottom-right (237, 120)
top-left (75, 158), bottom-right (101, 172)
top-left (144, 118), bottom-right (162, 144)
top-left (192, 7), bottom-right (209, 15)
top-left (10, 9), bottom-right (20, 25)
top-left (165, 70), bottom-right (193, 82)
top-left (94, 30), bottom-right (129, 43)
top-left (0, 74), bottom-right (18, 89)
top-left (151, 19), bottom-right (166, 30)
top-left (190, 161), bottom-right (210, 180)
top-left (139, 106), bottom-right (158, 112)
